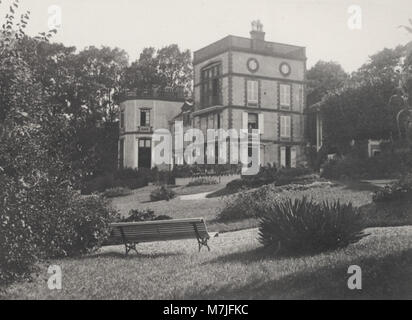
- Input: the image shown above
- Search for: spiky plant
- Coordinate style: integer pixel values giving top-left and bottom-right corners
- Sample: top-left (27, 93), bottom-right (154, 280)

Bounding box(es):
top-left (258, 197), bottom-right (366, 255)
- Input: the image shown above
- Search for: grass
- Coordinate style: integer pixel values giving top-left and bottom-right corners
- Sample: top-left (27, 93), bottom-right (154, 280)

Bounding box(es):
top-left (110, 181), bottom-right (374, 233)
top-left (2, 179), bottom-right (412, 299)
top-left (2, 226), bottom-right (412, 299)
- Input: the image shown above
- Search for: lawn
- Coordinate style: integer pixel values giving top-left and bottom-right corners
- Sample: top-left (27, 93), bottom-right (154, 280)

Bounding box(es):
top-left (2, 179), bottom-right (412, 300)
top-left (2, 226), bottom-right (412, 299)
top-left (110, 180), bottom-right (374, 233)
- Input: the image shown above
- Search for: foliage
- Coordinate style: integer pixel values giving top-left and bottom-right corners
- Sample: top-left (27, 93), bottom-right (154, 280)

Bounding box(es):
top-left (321, 148), bottom-right (412, 180)
top-left (217, 189), bottom-right (266, 221)
top-left (120, 209), bottom-right (172, 222)
top-left (315, 45), bottom-right (408, 153)
top-left (0, 1), bottom-right (119, 283)
top-left (151, 167), bottom-right (176, 185)
top-left (306, 60), bottom-right (348, 107)
top-left (258, 197), bottom-right (365, 255)
top-left (0, 181), bottom-right (118, 284)
top-left (172, 164), bottom-right (241, 178)
top-left (123, 44), bottom-right (193, 96)
top-left (225, 166), bottom-right (313, 192)
top-left (31, 192), bottom-right (119, 258)
top-left (187, 177), bottom-right (218, 187)
top-left (102, 187), bottom-right (132, 198)
top-left (150, 186), bottom-right (176, 202)
top-left (81, 168), bottom-right (152, 194)
top-left (373, 174), bottom-right (412, 202)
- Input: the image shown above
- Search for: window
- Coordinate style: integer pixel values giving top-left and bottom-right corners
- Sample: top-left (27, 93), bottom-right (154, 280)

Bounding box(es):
top-left (280, 146), bottom-right (296, 168)
top-left (279, 84), bottom-right (291, 109)
top-left (140, 109), bottom-right (150, 127)
top-left (201, 63), bottom-right (221, 107)
top-left (280, 115), bottom-right (291, 138)
top-left (139, 139), bottom-right (151, 148)
top-left (247, 80), bottom-right (258, 106)
top-left (248, 113), bottom-right (258, 131)
top-left (120, 110), bottom-right (125, 128)
top-left (200, 117), bottom-right (207, 131)
top-left (208, 114), bottom-right (214, 129)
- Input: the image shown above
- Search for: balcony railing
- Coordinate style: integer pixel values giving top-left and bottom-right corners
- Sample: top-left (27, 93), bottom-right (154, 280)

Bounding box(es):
top-left (122, 86), bottom-right (185, 102)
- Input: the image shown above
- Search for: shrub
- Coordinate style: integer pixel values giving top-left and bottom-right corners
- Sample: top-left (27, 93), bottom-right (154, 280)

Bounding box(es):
top-left (172, 164), bottom-right (241, 178)
top-left (151, 167), bottom-right (176, 185)
top-left (0, 178), bottom-right (38, 284)
top-left (102, 187), bottom-right (132, 198)
top-left (120, 209), bottom-right (172, 222)
top-left (258, 197), bottom-right (366, 255)
top-left (224, 166), bottom-right (313, 192)
top-left (81, 168), bottom-right (153, 195)
top-left (373, 174), bottom-right (412, 202)
top-left (81, 174), bottom-right (115, 194)
top-left (150, 185), bottom-right (176, 202)
top-left (29, 191), bottom-right (119, 258)
top-left (0, 179), bottom-right (119, 284)
top-left (217, 186), bottom-right (276, 221)
top-left (218, 191), bottom-right (258, 221)
top-left (187, 177), bottom-right (218, 187)
top-left (321, 150), bottom-right (412, 180)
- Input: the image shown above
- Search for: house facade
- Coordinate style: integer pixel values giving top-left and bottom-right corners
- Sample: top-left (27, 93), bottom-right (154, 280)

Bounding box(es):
top-left (118, 87), bottom-right (185, 169)
top-left (119, 22), bottom-right (308, 170)
top-left (192, 21), bottom-right (307, 168)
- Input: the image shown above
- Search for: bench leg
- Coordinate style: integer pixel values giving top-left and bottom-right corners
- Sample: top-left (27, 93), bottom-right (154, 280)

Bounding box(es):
top-left (125, 243), bottom-right (138, 256)
top-left (197, 238), bottom-right (210, 252)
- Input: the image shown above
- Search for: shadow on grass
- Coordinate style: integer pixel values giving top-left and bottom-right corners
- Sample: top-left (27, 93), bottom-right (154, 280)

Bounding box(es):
top-left (78, 250), bottom-right (182, 261)
top-left (195, 248), bottom-right (412, 299)
top-left (360, 200), bottom-right (412, 229)
top-left (337, 179), bottom-right (380, 193)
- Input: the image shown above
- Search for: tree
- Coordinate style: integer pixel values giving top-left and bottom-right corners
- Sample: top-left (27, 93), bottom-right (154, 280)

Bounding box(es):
top-left (124, 44), bottom-right (193, 96)
top-left (306, 61), bottom-right (348, 107)
top-left (318, 46), bottom-right (407, 153)
top-left (0, 0), bottom-right (76, 282)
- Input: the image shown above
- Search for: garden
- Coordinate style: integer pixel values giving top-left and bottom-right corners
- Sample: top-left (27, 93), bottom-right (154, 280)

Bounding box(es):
top-left (3, 164), bottom-right (412, 299)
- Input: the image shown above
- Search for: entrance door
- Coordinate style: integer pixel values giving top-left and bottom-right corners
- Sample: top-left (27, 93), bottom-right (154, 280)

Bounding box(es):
top-left (138, 139), bottom-right (151, 168)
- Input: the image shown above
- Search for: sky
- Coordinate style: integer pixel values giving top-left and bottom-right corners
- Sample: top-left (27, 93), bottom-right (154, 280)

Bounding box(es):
top-left (3, 0), bottom-right (412, 72)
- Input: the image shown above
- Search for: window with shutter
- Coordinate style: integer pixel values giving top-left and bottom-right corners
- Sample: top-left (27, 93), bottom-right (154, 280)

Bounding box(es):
top-left (258, 113), bottom-right (264, 134)
top-left (280, 146), bottom-right (286, 167)
top-left (291, 147), bottom-right (297, 168)
top-left (280, 84), bottom-right (291, 110)
top-left (280, 115), bottom-right (291, 138)
top-left (247, 80), bottom-right (258, 106)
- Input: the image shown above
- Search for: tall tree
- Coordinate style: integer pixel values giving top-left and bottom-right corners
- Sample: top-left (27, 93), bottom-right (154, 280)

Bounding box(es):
top-left (124, 44), bottom-right (193, 96)
top-left (306, 61), bottom-right (348, 107)
top-left (318, 46), bottom-right (408, 152)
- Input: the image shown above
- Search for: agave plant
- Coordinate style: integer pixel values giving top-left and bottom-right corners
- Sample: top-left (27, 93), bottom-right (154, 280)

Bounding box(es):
top-left (258, 197), bottom-right (366, 255)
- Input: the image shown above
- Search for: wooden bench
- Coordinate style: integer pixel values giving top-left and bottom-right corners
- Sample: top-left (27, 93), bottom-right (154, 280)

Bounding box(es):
top-left (104, 218), bottom-right (211, 255)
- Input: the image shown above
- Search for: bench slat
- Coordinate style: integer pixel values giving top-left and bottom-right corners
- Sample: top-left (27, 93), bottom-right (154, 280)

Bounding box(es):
top-left (106, 218), bottom-right (210, 246)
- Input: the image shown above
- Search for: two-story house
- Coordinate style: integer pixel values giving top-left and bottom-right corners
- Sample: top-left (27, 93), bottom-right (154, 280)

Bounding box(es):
top-left (192, 21), bottom-right (307, 167)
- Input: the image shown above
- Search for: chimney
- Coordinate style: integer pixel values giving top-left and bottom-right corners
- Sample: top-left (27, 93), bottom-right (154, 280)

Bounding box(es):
top-left (250, 20), bottom-right (265, 41)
